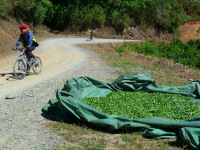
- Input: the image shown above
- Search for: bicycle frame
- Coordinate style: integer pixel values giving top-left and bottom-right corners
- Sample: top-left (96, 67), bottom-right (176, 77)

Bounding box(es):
top-left (17, 48), bottom-right (32, 67)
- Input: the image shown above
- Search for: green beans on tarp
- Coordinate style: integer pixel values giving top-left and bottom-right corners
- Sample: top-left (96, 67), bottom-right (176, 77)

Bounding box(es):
top-left (42, 73), bottom-right (200, 149)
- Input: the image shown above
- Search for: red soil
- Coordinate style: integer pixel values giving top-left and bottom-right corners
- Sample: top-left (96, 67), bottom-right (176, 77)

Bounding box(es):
top-left (179, 20), bottom-right (200, 42)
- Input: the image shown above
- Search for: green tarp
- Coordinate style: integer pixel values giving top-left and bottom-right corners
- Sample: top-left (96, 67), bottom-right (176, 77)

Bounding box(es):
top-left (42, 73), bottom-right (200, 149)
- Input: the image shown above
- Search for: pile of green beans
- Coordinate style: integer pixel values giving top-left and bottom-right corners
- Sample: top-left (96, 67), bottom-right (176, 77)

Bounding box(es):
top-left (82, 91), bottom-right (200, 120)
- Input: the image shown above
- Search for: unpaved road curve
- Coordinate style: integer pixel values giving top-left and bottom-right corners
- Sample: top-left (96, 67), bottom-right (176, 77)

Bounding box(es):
top-left (0, 37), bottom-right (138, 149)
top-left (0, 38), bottom-right (136, 98)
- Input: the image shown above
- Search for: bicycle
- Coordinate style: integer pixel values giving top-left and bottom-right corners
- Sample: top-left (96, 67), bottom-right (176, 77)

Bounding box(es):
top-left (86, 34), bottom-right (93, 41)
top-left (13, 47), bottom-right (42, 79)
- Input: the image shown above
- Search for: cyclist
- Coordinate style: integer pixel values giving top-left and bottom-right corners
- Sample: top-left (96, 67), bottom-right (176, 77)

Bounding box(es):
top-left (89, 30), bottom-right (94, 40)
top-left (12, 24), bottom-right (37, 71)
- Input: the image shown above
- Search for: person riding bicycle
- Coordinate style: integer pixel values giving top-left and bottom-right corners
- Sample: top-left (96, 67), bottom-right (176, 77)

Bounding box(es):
top-left (12, 24), bottom-right (37, 62)
top-left (90, 30), bottom-right (94, 40)
top-left (12, 24), bottom-right (38, 72)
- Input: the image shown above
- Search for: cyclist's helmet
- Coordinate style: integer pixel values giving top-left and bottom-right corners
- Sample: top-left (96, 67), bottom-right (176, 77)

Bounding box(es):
top-left (19, 24), bottom-right (28, 34)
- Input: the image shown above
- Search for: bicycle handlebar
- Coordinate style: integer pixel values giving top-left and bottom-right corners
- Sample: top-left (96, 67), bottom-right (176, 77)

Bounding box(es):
top-left (16, 47), bottom-right (26, 51)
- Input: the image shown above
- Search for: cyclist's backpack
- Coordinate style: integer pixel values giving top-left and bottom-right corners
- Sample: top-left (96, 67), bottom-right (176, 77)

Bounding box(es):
top-left (20, 31), bottom-right (39, 47)
top-left (33, 38), bottom-right (39, 47)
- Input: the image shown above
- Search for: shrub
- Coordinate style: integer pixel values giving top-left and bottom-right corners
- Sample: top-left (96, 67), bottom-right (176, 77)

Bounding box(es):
top-left (157, 41), bottom-right (171, 58)
top-left (10, 0), bottom-right (52, 26)
top-left (139, 41), bottom-right (159, 56)
top-left (115, 45), bottom-right (127, 53)
top-left (45, 4), bottom-right (68, 29)
top-left (107, 10), bottom-right (132, 34)
top-left (177, 0), bottom-right (200, 19)
top-left (0, 0), bottom-right (8, 18)
top-left (80, 5), bottom-right (106, 29)
top-left (115, 38), bottom-right (200, 69)
top-left (124, 0), bottom-right (186, 32)
top-left (154, 0), bottom-right (186, 31)
top-left (32, 0), bottom-right (53, 25)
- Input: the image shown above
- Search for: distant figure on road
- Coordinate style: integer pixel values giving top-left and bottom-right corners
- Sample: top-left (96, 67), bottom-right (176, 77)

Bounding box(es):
top-left (90, 30), bottom-right (94, 40)
top-left (86, 29), bottom-right (94, 41)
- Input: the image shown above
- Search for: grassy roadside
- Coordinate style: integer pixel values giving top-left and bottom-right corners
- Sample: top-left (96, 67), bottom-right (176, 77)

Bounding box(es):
top-left (83, 42), bottom-right (200, 86)
top-left (46, 42), bottom-right (199, 150)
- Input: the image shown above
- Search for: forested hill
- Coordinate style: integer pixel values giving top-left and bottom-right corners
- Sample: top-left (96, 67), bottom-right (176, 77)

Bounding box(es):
top-left (1, 0), bottom-right (200, 33)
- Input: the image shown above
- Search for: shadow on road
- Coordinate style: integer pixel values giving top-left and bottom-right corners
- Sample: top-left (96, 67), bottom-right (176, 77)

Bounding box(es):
top-left (0, 72), bottom-right (16, 80)
top-left (0, 71), bottom-right (35, 81)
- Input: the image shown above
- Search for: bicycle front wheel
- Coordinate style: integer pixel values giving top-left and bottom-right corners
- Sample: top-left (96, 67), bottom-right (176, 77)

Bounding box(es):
top-left (32, 56), bottom-right (42, 74)
top-left (13, 59), bottom-right (27, 79)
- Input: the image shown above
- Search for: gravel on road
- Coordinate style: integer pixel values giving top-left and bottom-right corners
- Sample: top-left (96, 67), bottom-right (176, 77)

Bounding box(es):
top-left (0, 38), bottom-right (135, 149)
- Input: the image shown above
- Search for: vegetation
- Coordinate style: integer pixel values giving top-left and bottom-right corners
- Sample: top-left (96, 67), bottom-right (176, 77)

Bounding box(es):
top-left (177, 0), bottom-right (200, 19)
top-left (1, 0), bottom-right (200, 32)
top-left (82, 91), bottom-right (200, 120)
top-left (115, 39), bottom-right (200, 69)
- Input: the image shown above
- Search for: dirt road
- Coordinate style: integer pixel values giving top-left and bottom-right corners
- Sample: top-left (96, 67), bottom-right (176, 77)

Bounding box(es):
top-left (0, 37), bottom-right (141, 149)
top-left (0, 37), bottom-right (136, 98)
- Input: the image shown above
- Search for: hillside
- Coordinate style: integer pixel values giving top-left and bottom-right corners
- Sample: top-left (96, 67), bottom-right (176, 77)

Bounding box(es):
top-left (0, 18), bottom-right (199, 59)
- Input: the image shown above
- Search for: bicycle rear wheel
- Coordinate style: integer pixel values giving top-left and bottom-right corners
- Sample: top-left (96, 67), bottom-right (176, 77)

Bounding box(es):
top-left (13, 59), bottom-right (27, 79)
top-left (32, 56), bottom-right (42, 74)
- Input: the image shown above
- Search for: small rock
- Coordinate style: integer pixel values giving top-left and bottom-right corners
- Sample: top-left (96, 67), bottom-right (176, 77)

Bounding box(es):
top-left (26, 94), bottom-right (33, 97)
top-left (5, 95), bottom-right (15, 99)
top-left (188, 78), bottom-right (195, 81)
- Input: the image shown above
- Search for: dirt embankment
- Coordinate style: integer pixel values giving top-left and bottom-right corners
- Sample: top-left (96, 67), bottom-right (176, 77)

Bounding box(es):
top-left (178, 19), bottom-right (200, 42)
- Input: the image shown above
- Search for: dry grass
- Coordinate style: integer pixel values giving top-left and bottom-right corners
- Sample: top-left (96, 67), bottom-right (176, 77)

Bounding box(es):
top-left (81, 42), bottom-right (200, 86)
top-left (47, 120), bottom-right (193, 150)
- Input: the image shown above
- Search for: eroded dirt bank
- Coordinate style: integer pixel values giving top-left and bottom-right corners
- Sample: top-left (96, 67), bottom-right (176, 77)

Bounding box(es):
top-left (179, 19), bottom-right (200, 42)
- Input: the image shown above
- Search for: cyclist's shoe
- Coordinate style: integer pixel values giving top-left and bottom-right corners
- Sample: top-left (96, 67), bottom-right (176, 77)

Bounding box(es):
top-left (26, 69), bottom-right (30, 76)
top-left (27, 65), bottom-right (30, 73)
top-left (32, 57), bottom-right (37, 63)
